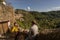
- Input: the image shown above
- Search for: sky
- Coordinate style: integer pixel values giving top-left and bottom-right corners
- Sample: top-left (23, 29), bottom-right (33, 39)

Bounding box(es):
top-left (6, 0), bottom-right (60, 12)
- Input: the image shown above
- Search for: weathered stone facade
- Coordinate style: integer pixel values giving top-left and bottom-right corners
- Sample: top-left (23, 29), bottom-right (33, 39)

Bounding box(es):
top-left (0, 4), bottom-right (15, 25)
top-left (0, 4), bottom-right (15, 34)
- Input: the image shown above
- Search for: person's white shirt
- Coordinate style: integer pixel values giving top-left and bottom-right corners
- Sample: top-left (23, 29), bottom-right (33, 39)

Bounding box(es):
top-left (30, 24), bottom-right (39, 36)
top-left (8, 21), bottom-right (11, 29)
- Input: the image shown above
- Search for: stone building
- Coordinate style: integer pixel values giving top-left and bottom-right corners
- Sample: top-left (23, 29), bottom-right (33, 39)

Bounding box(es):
top-left (0, 3), bottom-right (15, 34)
top-left (15, 14), bottom-right (24, 21)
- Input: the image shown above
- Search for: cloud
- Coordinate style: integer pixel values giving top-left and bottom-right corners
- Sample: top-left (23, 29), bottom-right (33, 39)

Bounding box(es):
top-left (27, 6), bottom-right (31, 10)
top-left (46, 6), bottom-right (60, 12)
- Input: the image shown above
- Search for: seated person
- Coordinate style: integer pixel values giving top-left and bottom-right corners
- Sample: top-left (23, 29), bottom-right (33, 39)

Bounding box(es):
top-left (11, 22), bottom-right (19, 33)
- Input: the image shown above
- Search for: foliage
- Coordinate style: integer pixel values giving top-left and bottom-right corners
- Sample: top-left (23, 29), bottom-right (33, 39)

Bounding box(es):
top-left (15, 9), bottom-right (60, 29)
top-left (15, 9), bottom-right (35, 29)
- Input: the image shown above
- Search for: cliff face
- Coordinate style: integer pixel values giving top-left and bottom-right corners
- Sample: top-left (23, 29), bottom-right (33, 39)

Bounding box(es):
top-left (0, 4), bottom-right (15, 25)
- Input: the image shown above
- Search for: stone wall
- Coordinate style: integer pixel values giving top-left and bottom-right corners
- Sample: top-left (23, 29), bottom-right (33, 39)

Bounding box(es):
top-left (0, 4), bottom-right (15, 34)
top-left (0, 4), bottom-right (15, 26)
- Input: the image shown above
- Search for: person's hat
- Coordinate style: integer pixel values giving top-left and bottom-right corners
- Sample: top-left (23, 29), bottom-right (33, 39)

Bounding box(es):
top-left (14, 22), bottom-right (18, 26)
top-left (32, 20), bottom-right (37, 24)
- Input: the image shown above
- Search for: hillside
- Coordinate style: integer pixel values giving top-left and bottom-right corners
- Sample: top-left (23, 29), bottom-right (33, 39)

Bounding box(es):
top-left (15, 9), bottom-right (60, 29)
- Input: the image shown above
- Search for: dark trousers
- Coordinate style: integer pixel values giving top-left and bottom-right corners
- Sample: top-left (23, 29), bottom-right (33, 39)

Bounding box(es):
top-left (15, 32), bottom-right (20, 40)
